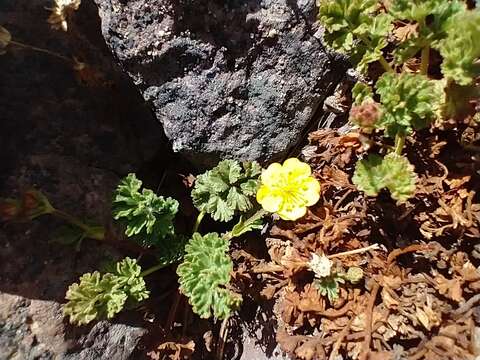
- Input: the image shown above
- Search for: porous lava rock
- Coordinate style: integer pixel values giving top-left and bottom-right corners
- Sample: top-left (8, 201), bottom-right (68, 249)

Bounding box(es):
top-left (94, 0), bottom-right (348, 167)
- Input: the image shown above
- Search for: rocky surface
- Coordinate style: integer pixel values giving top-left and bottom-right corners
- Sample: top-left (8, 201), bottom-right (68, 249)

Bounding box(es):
top-left (94, 0), bottom-right (348, 167)
top-left (0, 0), bottom-right (164, 358)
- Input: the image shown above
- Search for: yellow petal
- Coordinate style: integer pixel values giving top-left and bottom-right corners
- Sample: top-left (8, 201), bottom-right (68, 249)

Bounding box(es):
top-left (283, 158), bottom-right (311, 178)
top-left (277, 205), bottom-right (307, 221)
top-left (256, 186), bottom-right (283, 212)
top-left (300, 177), bottom-right (321, 206)
top-left (260, 162), bottom-right (284, 187)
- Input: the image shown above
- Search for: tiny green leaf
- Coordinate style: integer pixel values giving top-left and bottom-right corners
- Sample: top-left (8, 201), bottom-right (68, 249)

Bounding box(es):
top-left (177, 233), bottom-right (242, 319)
top-left (352, 153), bottom-right (417, 202)
top-left (352, 82), bottom-right (374, 105)
top-left (314, 275), bottom-right (345, 303)
top-left (230, 212), bottom-right (264, 239)
top-left (191, 160), bottom-right (261, 222)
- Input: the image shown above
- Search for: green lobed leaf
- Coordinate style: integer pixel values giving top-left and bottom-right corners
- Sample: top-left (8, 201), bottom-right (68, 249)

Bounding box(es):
top-left (351, 82), bottom-right (374, 106)
top-left (314, 275), bottom-right (345, 303)
top-left (191, 160), bottom-right (262, 222)
top-left (434, 9), bottom-right (480, 86)
top-left (112, 174), bottom-right (179, 247)
top-left (375, 73), bottom-right (444, 137)
top-left (64, 257), bottom-right (149, 325)
top-left (391, 0), bottom-right (466, 64)
top-left (177, 233), bottom-right (242, 319)
top-left (318, 0), bottom-right (392, 72)
top-left (352, 153), bottom-right (417, 202)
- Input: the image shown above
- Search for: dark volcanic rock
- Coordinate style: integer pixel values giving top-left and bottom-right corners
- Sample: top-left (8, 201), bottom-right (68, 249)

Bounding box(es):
top-left (94, 0), bottom-right (348, 167)
top-left (0, 0), bottom-right (164, 359)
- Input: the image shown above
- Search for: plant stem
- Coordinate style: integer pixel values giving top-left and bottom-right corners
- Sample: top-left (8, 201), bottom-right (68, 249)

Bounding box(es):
top-left (52, 209), bottom-right (104, 240)
top-left (216, 317), bottom-right (230, 360)
top-left (378, 56), bottom-right (394, 73)
top-left (192, 211), bottom-right (205, 234)
top-left (328, 244), bottom-right (380, 259)
top-left (140, 262), bottom-right (169, 277)
top-left (9, 40), bottom-right (73, 63)
top-left (394, 134), bottom-right (405, 155)
top-left (420, 45), bottom-right (430, 75)
top-left (350, 28), bottom-right (394, 74)
top-left (223, 208), bottom-right (268, 241)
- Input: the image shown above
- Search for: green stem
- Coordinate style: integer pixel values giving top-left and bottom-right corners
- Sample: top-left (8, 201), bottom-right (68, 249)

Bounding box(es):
top-left (355, 34), bottom-right (394, 73)
top-left (420, 45), bottom-right (430, 75)
top-left (140, 262), bottom-right (168, 277)
top-left (193, 211), bottom-right (205, 234)
top-left (394, 134), bottom-right (405, 155)
top-left (9, 40), bottom-right (73, 63)
top-left (223, 208), bottom-right (268, 241)
top-left (52, 209), bottom-right (104, 240)
top-left (378, 56), bottom-right (394, 73)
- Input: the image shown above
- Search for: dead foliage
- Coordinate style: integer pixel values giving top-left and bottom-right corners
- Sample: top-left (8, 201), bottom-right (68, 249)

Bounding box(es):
top-left (234, 128), bottom-right (480, 359)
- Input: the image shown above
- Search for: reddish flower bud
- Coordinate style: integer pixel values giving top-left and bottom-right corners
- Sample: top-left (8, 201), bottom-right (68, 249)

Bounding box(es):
top-left (349, 102), bottom-right (381, 130)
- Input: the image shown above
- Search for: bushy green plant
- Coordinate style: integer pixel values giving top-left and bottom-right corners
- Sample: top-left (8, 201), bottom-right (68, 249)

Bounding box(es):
top-left (317, 0), bottom-right (479, 203)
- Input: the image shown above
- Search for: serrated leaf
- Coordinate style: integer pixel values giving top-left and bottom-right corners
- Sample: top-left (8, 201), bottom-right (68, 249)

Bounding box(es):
top-left (375, 73), bottom-right (444, 137)
top-left (434, 9), bottom-right (480, 86)
top-left (64, 257), bottom-right (149, 325)
top-left (352, 153), bottom-right (417, 202)
top-left (352, 154), bottom-right (386, 196)
top-left (391, 0), bottom-right (466, 64)
top-left (318, 0), bottom-right (392, 72)
top-left (112, 174), bottom-right (179, 247)
top-left (352, 82), bottom-right (374, 105)
top-left (177, 233), bottom-right (242, 320)
top-left (191, 160), bottom-right (261, 222)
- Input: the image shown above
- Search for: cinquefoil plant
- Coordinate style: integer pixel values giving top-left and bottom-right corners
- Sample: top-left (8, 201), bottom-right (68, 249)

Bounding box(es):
top-left (317, 0), bottom-right (479, 203)
top-left (177, 232), bottom-right (242, 319)
top-left (191, 160), bottom-right (261, 222)
top-left (64, 257), bottom-right (149, 325)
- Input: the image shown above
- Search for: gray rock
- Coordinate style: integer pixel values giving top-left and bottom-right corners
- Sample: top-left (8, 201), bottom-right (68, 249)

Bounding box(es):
top-left (0, 0), bottom-right (160, 358)
top-left (94, 0), bottom-right (348, 167)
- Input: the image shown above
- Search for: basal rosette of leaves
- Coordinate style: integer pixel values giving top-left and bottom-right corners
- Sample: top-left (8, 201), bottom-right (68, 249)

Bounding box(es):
top-left (374, 73), bottom-right (444, 137)
top-left (352, 153), bottom-right (417, 202)
top-left (177, 232), bottom-right (241, 319)
top-left (64, 257), bottom-right (149, 325)
top-left (256, 158), bottom-right (321, 221)
top-left (112, 173), bottom-right (179, 247)
top-left (191, 160), bottom-right (261, 222)
top-left (434, 9), bottom-right (480, 86)
top-left (318, 0), bottom-right (393, 72)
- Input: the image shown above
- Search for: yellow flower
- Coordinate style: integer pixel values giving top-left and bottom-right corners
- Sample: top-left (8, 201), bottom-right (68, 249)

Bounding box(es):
top-left (256, 158), bottom-right (320, 220)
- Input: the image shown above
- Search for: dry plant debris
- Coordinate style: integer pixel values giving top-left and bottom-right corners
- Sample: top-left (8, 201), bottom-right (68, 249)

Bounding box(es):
top-left (233, 127), bottom-right (480, 359)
